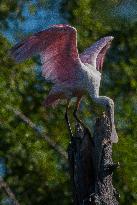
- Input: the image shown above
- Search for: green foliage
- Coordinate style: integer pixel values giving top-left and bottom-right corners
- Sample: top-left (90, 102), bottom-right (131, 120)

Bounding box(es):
top-left (0, 13), bottom-right (71, 205)
top-left (0, 38), bottom-right (72, 204)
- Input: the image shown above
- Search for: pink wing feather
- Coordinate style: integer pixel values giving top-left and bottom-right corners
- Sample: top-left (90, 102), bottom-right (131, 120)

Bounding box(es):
top-left (10, 24), bottom-right (80, 83)
top-left (80, 36), bottom-right (113, 71)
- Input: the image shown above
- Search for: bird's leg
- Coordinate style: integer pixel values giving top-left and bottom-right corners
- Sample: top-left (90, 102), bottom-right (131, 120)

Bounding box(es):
top-left (65, 100), bottom-right (73, 138)
top-left (73, 97), bottom-right (87, 130)
top-left (73, 97), bottom-right (82, 124)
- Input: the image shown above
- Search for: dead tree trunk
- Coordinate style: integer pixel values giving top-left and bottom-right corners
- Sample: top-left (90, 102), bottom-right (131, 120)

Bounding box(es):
top-left (68, 114), bottom-right (119, 205)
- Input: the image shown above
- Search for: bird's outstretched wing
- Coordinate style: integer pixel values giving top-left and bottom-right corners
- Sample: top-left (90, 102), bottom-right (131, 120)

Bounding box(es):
top-left (10, 24), bottom-right (80, 83)
top-left (80, 36), bottom-right (113, 71)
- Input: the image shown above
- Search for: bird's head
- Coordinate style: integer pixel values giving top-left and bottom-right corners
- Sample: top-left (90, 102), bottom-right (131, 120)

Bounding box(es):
top-left (94, 96), bottom-right (118, 143)
top-left (95, 96), bottom-right (114, 111)
top-left (80, 36), bottom-right (114, 72)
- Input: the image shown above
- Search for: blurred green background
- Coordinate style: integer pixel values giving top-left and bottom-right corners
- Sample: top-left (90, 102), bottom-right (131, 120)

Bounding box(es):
top-left (0, 0), bottom-right (137, 204)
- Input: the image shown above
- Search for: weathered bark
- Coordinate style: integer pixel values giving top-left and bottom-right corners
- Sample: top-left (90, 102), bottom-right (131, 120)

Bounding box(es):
top-left (68, 114), bottom-right (119, 205)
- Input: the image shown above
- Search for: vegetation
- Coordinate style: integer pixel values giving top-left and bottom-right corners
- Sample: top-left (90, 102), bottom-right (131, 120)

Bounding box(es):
top-left (0, 0), bottom-right (137, 204)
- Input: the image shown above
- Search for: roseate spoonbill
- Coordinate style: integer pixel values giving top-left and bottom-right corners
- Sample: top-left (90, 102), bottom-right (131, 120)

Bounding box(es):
top-left (10, 24), bottom-right (118, 143)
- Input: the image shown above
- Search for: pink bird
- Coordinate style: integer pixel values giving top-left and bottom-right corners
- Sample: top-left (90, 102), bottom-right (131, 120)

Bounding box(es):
top-left (10, 24), bottom-right (118, 143)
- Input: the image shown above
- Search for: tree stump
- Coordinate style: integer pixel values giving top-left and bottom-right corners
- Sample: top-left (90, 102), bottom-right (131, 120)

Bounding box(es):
top-left (68, 114), bottom-right (119, 205)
